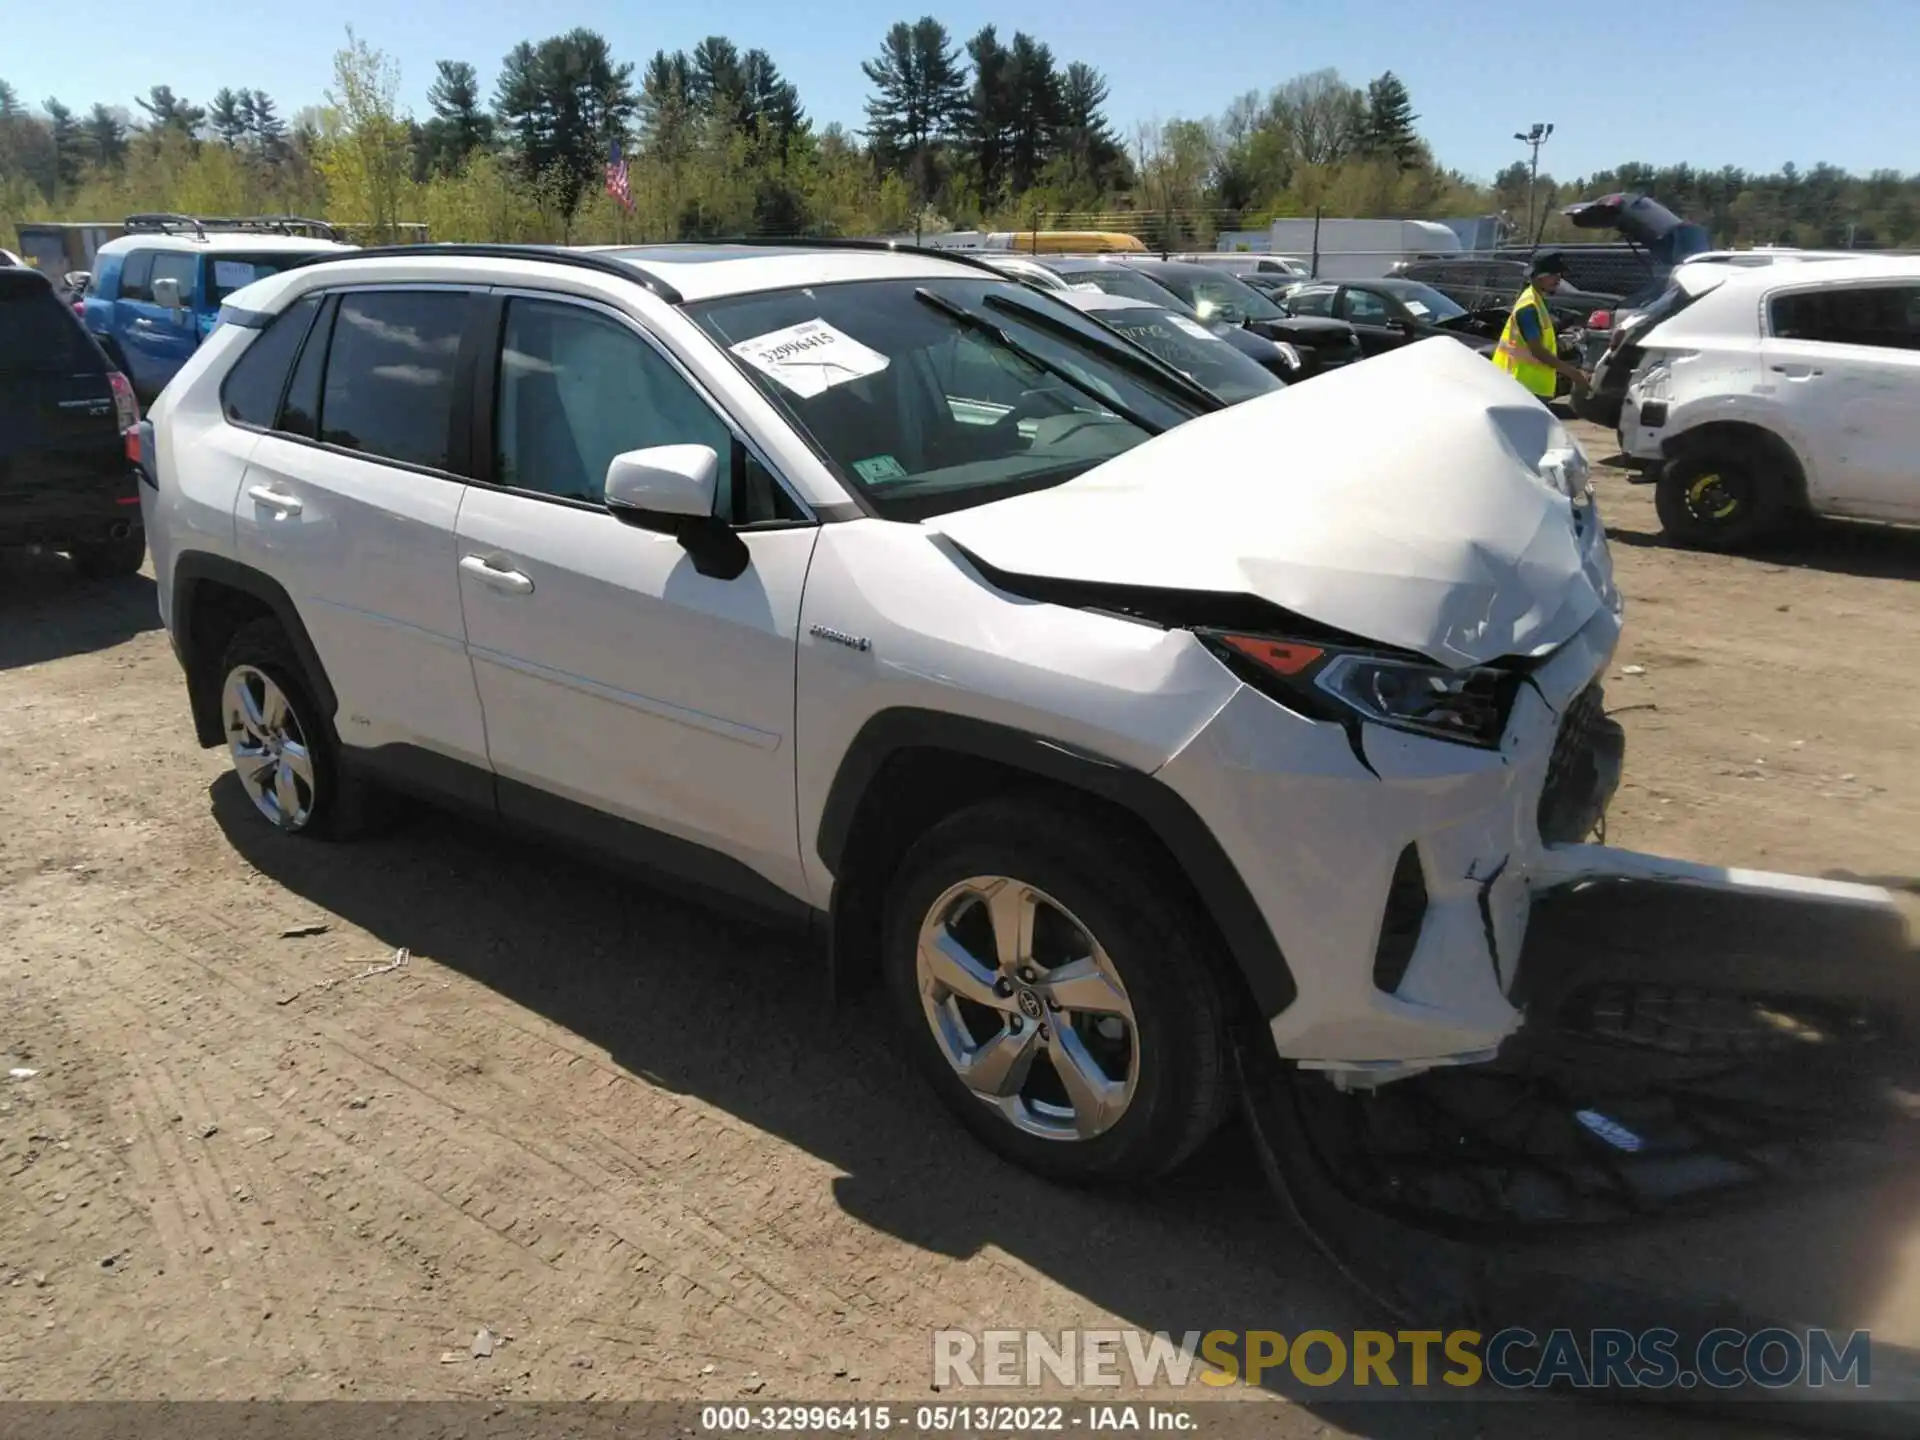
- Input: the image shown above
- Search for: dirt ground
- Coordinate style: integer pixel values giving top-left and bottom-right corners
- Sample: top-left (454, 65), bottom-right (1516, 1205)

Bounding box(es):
top-left (2, 419), bottom-right (1916, 1433)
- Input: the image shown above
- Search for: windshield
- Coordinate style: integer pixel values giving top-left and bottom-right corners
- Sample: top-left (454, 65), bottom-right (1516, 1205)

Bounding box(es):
top-left (1389, 282), bottom-right (1467, 321)
top-left (1094, 307), bottom-right (1282, 406)
top-left (208, 255), bottom-right (309, 304)
top-left (690, 277), bottom-right (1204, 520)
top-left (1151, 270), bottom-right (1285, 325)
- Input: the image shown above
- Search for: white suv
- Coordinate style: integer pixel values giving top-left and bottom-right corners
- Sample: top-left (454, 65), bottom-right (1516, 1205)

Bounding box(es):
top-left (1620, 256), bottom-right (1920, 549)
top-left (139, 241), bottom-right (1888, 1185)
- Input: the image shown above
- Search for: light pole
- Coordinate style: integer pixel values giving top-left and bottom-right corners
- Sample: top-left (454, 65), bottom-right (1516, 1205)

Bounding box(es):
top-left (1513, 122), bottom-right (1554, 246)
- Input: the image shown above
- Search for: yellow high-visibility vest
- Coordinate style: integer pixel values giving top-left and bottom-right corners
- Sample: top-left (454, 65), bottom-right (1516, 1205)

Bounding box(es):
top-left (1493, 284), bottom-right (1557, 397)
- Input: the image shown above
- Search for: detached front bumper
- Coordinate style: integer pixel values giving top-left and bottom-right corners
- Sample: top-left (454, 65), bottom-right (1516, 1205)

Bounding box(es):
top-left (1158, 609), bottom-right (1902, 1084)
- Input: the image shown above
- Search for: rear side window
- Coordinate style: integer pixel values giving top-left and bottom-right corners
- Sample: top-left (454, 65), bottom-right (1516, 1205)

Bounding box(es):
top-left (118, 251), bottom-right (154, 302)
top-left (319, 290), bottom-right (470, 470)
top-left (0, 276), bottom-right (98, 374)
top-left (220, 296), bottom-right (322, 428)
top-left (1771, 285), bottom-right (1920, 351)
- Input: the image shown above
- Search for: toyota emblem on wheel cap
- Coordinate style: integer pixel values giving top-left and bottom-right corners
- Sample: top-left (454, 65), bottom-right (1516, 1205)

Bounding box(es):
top-left (1017, 989), bottom-right (1044, 1020)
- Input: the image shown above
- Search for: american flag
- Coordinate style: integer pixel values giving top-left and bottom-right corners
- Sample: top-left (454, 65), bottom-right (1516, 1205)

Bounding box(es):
top-left (605, 138), bottom-right (634, 212)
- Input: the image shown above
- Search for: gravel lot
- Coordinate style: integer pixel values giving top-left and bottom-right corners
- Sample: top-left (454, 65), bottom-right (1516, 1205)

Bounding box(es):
top-left (2, 418), bottom-right (1915, 1432)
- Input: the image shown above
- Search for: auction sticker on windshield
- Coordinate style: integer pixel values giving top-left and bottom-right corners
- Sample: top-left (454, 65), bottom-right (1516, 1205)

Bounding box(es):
top-left (731, 318), bottom-right (890, 398)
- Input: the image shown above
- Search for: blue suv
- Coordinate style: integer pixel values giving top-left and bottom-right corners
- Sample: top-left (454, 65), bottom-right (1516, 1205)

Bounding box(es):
top-left (82, 214), bottom-right (351, 401)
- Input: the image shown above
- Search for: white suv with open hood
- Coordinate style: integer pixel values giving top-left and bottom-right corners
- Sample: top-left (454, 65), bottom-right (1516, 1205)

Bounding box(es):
top-left (139, 241), bottom-right (1896, 1186)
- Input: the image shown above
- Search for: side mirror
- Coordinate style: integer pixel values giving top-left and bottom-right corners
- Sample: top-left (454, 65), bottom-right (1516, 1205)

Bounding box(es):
top-left (151, 276), bottom-right (188, 311)
top-left (64, 271), bottom-right (89, 291)
top-left (603, 444), bottom-right (748, 581)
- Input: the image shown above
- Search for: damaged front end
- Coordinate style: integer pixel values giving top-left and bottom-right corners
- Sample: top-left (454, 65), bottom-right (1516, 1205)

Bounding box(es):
top-left (933, 338), bottom-right (1904, 1091)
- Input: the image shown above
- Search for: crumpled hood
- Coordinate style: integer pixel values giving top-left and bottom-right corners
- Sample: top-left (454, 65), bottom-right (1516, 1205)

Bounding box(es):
top-left (931, 337), bottom-right (1615, 669)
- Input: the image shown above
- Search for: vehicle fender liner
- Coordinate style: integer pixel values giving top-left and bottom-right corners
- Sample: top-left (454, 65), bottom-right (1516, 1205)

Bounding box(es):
top-left (817, 708), bottom-right (1298, 1016)
top-left (171, 553), bottom-right (337, 749)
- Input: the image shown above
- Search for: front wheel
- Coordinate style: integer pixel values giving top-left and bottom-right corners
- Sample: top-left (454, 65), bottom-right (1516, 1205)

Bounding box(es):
top-left (882, 799), bottom-right (1234, 1186)
top-left (1655, 448), bottom-right (1789, 552)
top-left (217, 618), bottom-right (366, 838)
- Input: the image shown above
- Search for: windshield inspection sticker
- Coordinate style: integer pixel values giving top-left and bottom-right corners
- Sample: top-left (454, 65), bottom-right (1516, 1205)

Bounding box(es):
top-left (1404, 300), bottom-right (1431, 317)
top-left (852, 454), bottom-right (909, 483)
top-left (1168, 314), bottom-right (1216, 341)
top-left (1575, 1108), bottom-right (1645, 1153)
top-left (731, 318), bottom-right (889, 398)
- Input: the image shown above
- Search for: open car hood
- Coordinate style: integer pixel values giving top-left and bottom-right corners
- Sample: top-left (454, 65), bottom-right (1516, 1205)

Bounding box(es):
top-left (931, 338), bottom-right (1615, 670)
top-left (1561, 192), bottom-right (1712, 264)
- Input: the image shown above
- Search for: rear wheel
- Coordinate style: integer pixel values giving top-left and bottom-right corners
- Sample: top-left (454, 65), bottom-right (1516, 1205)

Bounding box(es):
top-left (216, 618), bottom-right (372, 839)
top-left (69, 534), bottom-right (146, 579)
top-left (1655, 447), bottom-right (1789, 553)
top-left (882, 798), bottom-right (1234, 1185)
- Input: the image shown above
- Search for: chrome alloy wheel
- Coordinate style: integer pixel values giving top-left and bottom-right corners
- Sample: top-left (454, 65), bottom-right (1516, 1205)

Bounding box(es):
top-left (222, 665), bottom-right (317, 830)
top-left (915, 875), bottom-right (1139, 1141)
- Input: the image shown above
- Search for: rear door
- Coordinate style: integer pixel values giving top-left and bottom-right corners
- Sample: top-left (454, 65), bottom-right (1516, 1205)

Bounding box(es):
top-left (0, 270), bottom-right (128, 542)
top-left (1765, 282), bottom-right (1920, 518)
top-left (232, 285), bottom-right (492, 775)
top-left (119, 250), bottom-right (202, 398)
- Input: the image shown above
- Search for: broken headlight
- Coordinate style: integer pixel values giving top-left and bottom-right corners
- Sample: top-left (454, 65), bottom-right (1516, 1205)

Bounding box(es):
top-left (1203, 633), bottom-right (1519, 749)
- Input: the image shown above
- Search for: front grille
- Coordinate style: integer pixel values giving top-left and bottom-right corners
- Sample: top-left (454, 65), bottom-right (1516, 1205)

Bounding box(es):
top-left (1537, 684), bottom-right (1623, 844)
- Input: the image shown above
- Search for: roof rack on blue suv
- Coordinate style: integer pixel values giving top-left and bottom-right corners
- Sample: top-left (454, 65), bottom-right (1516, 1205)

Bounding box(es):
top-left (123, 213), bottom-right (342, 242)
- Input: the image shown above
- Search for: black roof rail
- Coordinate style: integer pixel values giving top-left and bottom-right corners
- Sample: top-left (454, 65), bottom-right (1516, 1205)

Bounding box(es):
top-left (125, 212), bottom-right (207, 238)
top-left (282, 242), bottom-right (685, 305)
top-left (123, 213), bottom-right (342, 242)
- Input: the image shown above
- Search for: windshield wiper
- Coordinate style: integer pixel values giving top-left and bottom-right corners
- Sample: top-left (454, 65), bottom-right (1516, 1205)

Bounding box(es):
top-left (913, 287), bottom-right (1171, 435)
top-left (979, 293), bottom-right (1226, 414)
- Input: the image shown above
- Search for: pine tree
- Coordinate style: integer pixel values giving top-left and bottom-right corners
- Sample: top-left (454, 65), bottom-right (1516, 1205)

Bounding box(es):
top-left (860, 16), bottom-right (966, 204)
top-left (962, 25), bottom-right (1012, 203)
top-left (1003, 32), bottom-right (1061, 196)
top-left (492, 29), bottom-right (638, 221)
top-left (422, 60), bottom-right (492, 174)
top-left (247, 91), bottom-right (287, 162)
top-left (1362, 71), bottom-right (1420, 167)
top-left (639, 50), bottom-right (696, 158)
top-left (1055, 63), bottom-right (1126, 192)
top-left (135, 85), bottom-right (206, 136)
top-left (85, 103), bottom-right (127, 169)
top-left (208, 87), bottom-right (248, 147)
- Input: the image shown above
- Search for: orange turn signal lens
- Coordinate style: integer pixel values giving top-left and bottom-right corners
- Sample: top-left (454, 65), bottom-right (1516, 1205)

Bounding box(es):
top-left (1218, 634), bottom-right (1324, 676)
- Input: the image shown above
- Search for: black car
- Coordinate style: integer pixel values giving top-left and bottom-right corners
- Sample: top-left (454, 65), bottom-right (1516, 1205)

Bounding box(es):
top-left (1044, 260), bottom-right (1303, 380)
top-left (1, 265), bottom-right (146, 578)
top-left (1270, 277), bottom-right (1507, 357)
top-left (1062, 258), bottom-right (1366, 378)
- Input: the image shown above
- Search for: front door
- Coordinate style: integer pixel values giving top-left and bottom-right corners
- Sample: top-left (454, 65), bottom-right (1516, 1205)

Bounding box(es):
top-left (454, 293), bottom-right (818, 904)
top-left (119, 251), bottom-right (202, 399)
top-left (1765, 282), bottom-right (1920, 519)
top-left (1337, 286), bottom-right (1403, 355)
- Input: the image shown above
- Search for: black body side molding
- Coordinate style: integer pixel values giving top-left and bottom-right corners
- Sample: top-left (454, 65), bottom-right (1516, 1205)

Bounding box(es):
top-left (816, 708), bottom-right (1298, 1017)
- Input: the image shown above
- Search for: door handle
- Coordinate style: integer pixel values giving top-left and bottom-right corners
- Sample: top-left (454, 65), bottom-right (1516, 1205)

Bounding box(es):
top-left (1769, 364), bottom-right (1823, 378)
top-left (246, 484), bottom-right (302, 515)
top-left (132, 317), bottom-right (153, 329)
top-left (459, 554), bottom-right (534, 594)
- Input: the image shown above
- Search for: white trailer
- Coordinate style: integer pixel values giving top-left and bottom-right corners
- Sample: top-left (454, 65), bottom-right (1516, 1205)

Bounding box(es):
top-left (1268, 217), bottom-right (1465, 280)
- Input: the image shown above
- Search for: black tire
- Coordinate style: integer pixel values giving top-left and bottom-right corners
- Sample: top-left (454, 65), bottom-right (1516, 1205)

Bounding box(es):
top-left (1655, 445), bottom-right (1790, 553)
top-left (69, 534), bottom-right (146, 579)
top-left (882, 797), bottom-right (1235, 1186)
top-left (216, 617), bottom-right (375, 840)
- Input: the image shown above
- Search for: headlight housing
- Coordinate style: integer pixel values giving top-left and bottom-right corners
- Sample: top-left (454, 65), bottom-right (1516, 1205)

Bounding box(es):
top-left (1203, 632), bottom-right (1520, 749)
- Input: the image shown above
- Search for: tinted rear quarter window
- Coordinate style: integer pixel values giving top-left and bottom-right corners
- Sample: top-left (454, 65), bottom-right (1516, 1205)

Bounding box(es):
top-left (319, 290), bottom-right (470, 470)
top-left (0, 276), bottom-right (98, 373)
top-left (220, 295), bottom-right (322, 428)
top-left (1771, 285), bottom-right (1920, 351)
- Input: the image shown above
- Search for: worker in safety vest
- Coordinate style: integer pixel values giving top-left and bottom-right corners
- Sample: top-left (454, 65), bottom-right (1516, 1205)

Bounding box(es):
top-left (1493, 252), bottom-right (1590, 399)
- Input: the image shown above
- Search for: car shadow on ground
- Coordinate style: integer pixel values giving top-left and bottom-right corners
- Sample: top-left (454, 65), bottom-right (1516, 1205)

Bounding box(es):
top-left (0, 549), bottom-right (161, 670)
top-left (211, 779), bottom-right (1907, 1437)
top-left (1603, 517), bottom-right (1920, 583)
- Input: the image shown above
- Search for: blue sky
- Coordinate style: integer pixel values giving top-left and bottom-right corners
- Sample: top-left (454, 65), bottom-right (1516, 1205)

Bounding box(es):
top-left (9, 0), bottom-right (1911, 183)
